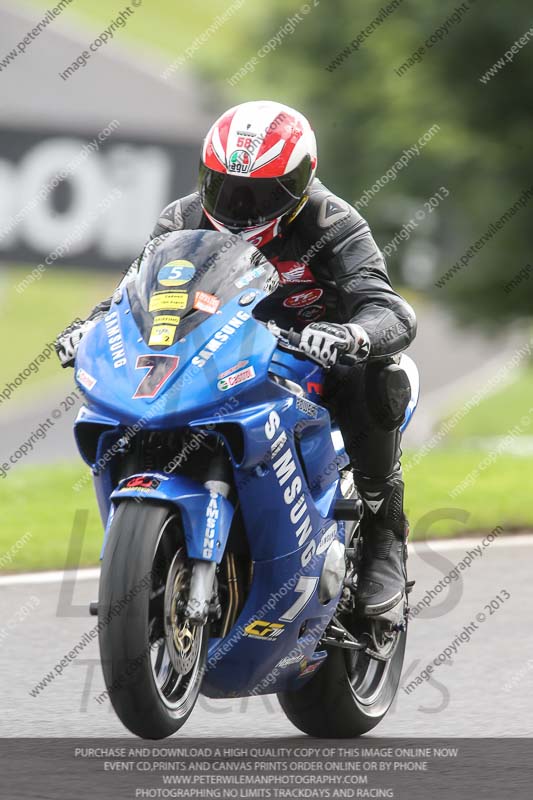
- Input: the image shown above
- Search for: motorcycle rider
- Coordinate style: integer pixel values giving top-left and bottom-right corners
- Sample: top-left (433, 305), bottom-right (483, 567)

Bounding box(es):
top-left (56, 100), bottom-right (417, 622)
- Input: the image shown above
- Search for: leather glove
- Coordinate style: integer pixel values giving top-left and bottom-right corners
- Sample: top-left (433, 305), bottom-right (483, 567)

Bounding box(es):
top-left (299, 322), bottom-right (370, 367)
top-left (55, 319), bottom-right (94, 368)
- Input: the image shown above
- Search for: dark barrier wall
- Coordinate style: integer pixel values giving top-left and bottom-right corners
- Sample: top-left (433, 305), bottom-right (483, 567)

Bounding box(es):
top-left (0, 124), bottom-right (199, 272)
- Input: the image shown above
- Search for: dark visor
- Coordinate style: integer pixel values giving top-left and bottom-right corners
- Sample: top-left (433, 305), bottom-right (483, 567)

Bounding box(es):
top-left (199, 155), bottom-right (311, 229)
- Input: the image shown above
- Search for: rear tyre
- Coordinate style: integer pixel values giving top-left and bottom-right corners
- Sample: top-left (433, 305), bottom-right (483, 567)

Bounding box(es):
top-left (278, 473), bottom-right (407, 737)
top-left (278, 614), bottom-right (407, 737)
top-left (98, 501), bottom-right (208, 739)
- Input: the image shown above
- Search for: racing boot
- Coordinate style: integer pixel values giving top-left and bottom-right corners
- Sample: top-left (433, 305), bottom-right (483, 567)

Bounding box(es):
top-left (355, 471), bottom-right (408, 624)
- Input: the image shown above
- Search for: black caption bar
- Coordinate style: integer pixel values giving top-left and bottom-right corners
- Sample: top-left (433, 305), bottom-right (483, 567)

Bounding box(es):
top-left (1, 738), bottom-right (531, 799)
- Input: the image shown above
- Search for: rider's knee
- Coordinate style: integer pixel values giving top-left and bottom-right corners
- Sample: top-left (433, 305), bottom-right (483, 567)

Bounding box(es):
top-left (365, 360), bottom-right (411, 431)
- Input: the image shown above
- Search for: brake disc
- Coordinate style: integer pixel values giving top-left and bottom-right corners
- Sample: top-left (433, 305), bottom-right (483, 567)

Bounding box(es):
top-left (164, 550), bottom-right (201, 674)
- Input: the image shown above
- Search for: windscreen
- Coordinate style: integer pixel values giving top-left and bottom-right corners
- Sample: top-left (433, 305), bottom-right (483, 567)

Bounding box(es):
top-left (127, 229), bottom-right (277, 347)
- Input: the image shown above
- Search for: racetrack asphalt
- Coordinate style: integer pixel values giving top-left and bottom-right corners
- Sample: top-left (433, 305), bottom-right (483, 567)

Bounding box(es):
top-left (1, 534), bottom-right (531, 738)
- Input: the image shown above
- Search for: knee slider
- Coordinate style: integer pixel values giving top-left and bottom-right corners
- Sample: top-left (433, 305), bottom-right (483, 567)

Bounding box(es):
top-left (366, 362), bottom-right (411, 430)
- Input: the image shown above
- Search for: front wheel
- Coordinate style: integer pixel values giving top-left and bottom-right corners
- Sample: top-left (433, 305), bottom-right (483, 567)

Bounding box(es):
top-left (98, 501), bottom-right (208, 739)
top-left (278, 614), bottom-right (407, 737)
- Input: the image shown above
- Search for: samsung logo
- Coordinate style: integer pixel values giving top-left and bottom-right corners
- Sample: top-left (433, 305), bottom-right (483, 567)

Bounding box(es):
top-left (191, 311), bottom-right (250, 368)
top-left (264, 410), bottom-right (315, 567)
top-left (104, 311), bottom-right (127, 368)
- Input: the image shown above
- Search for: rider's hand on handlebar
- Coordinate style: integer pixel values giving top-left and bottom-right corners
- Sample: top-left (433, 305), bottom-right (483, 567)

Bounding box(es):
top-left (55, 320), bottom-right (95, 369)
top-left (299, 322), bottom-right (370, 367)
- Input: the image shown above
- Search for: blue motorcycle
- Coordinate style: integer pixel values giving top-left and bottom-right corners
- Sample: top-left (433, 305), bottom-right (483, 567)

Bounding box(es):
top-left (72, 229), bottom-right (419, 739)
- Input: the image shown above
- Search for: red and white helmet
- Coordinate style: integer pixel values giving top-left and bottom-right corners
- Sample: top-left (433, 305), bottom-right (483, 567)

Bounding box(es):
top-left (199, 100), bottom-right (317, 247)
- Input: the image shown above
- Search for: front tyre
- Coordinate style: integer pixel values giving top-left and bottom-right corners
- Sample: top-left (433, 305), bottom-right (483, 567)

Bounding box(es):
top-left (98, 501), bottom-right (208, 739)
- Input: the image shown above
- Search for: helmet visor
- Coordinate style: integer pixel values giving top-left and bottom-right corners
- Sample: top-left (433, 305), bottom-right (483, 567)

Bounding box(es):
top-left (199, 156), bottom-right (311, 229)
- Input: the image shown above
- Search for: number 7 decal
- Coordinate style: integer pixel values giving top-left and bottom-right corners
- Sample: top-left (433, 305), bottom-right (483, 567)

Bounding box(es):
top-left (133, 354), bottom-right (180, 399)
top-left (280, 576), bottom-right (318, 622)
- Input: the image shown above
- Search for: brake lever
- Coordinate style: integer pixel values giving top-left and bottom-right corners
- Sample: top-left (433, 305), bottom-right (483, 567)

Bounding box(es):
top-left (266, 320), bottom-right (282, 338)
top-left (267, 320), bottom-right (301, 346)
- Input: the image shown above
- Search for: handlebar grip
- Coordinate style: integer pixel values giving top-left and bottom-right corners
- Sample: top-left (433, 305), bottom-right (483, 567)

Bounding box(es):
top-left (286, 329), bottom-right (302, 347)
top-left (337, 352), bottom-right (360, 367)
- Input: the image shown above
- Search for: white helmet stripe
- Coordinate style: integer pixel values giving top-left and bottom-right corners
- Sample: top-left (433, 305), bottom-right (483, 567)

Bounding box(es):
top-left (253, 138), bottom-right (285, 171)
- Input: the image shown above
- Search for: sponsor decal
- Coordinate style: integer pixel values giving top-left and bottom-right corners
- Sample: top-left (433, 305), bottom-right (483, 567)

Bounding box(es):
top-left (123, 475), bottom-right (161, 491)
top-left (193, 290), bottom-right (220, 315)
top-left (297, 304), bottom-right (326, 322)
top-left (306, 381), bottom-right (323, 397)
top-left (157, 260), bottom-right (196, 286)
top-left (228, 149), bottom-right (252, 174)
top-left (191, 311), bottom-right (250, 368)
top-left (316, 522), bottom-right (339, 555)
top-left (235, 265), bottom-right (266, 288)
top-left (270, 257), bottom-right (315, 284)
top-left (218, 360), bottom-right (249, 379)
top-left (149, 325), bottom-right (176, 347)
top-left (296, 396), bottom-right (318, 418)
top-left (76, 368), bottom-right (97, 391)
top-left (149, 292), bottom-right (188, 312)
top-left (104, 311), bottom-right (127, 368)
top-left (264, 410), bottom-right (315, 568)
top-left (243, 620), bottom-right (285, 640)
top-left (277, 653), bottom-right (305, 669)
top-left (203, 491), bottom-right (220, 558)
top-left (283, 288), bottom-right (323, 309)
top-left (153, 315), bottom-right (180, 327)
top-left (298, 660), bottom-right (321, 677)
top-left (217, 365), bottom-right (255, 391)
top-left (239, 290), bottom-right (258, 306)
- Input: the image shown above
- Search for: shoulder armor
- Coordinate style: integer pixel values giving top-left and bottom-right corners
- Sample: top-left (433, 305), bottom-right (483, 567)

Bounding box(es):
top-left (296, 179), bottom-right (370, 250)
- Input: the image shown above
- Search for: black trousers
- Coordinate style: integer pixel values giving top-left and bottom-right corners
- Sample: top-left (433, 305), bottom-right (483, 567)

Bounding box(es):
top-left (323, 359), bottom-right (409, 480)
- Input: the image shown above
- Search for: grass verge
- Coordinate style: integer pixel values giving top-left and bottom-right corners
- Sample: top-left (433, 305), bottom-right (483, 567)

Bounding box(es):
top-left (1, 448), bottom-right (531, 572)
top-left (404, 449), bottom-right (533, 536)
top-left (441, 367), bottom-right (533, 441)
top-left (0, 463), bottom-right (102, 572)
top-left (0, 267), bottom-right (116, 404)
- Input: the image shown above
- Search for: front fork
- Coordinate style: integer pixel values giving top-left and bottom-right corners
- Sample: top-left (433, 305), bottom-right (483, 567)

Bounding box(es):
top-left (185, 446), bottom-right (232, 625)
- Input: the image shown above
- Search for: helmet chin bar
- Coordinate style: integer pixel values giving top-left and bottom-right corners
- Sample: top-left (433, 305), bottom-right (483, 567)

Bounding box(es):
top-left (202, 194), bottom-right (310, 248)
top-left (203, 209), bottom-right (282, 248)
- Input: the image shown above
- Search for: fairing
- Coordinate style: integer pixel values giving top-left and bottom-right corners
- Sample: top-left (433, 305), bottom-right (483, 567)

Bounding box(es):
top-left (72, 229), bottom-right (419, 697)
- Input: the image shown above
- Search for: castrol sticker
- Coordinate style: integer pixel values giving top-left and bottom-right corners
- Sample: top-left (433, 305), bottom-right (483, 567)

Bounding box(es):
top-left (217, 365), bottom-right (256, 391)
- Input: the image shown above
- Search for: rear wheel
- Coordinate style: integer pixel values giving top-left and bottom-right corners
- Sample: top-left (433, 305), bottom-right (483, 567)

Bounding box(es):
top-left (278, 482), bottom-right (408, 738)
top-left (98, 501), bottom-right (208, 739)
top-left (278, 611), bottom-right (407, 737)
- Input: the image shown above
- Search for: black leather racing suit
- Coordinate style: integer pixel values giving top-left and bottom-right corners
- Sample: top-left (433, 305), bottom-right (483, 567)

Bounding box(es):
top-left (89, 177), bottom-right (417, 615)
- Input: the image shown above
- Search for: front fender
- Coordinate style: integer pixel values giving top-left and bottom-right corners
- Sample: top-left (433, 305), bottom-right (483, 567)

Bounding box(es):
top-left (110, 472), bottom-right (234, 563)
